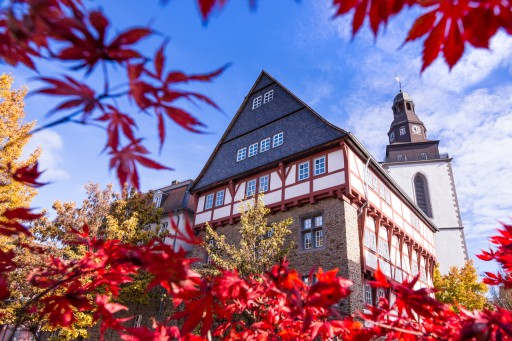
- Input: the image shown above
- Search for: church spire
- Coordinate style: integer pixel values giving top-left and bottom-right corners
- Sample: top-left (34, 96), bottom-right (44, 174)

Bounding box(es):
top-left (387, 91), bottom-right (428, 144)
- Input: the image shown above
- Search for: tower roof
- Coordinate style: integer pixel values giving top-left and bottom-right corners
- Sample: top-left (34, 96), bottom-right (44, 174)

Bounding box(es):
top-left (393, 91), bottom-right (412, 103)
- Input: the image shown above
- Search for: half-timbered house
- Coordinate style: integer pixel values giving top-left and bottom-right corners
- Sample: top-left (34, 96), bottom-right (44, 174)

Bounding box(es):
top-left (190, 71), bottom-right (438, 313)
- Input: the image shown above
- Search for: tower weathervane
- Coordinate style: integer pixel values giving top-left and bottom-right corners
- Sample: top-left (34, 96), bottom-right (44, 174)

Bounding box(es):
top-left (394, 76), bottom-right (402, 92)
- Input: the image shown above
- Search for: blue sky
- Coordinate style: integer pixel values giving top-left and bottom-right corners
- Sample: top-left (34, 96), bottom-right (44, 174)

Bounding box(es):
top-left (5, 1), bottom-right (512, 274)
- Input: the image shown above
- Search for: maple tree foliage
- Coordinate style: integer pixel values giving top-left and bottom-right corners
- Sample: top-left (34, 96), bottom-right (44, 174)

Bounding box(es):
top-left (2, 1), bottom-right (512, 340)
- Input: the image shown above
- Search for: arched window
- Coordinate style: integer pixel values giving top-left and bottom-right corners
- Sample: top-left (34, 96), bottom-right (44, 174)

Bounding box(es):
top-left (413, 174), bottom-right (432, 217)
top-left (406, 102), bottom-right (412, 110)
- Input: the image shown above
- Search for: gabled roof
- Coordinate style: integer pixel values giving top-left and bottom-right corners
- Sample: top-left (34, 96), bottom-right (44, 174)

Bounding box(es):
top-left (191, 71), bottom-right (347, 192)
top-left (157, 180), bottom-right (194, 213)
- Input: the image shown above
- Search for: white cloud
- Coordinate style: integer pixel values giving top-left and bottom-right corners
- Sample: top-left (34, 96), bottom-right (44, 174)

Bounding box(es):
top-left (24, 129), bottom-right (69, 181)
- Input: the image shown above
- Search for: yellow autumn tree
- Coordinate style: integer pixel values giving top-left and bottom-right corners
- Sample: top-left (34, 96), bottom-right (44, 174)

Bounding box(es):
top-left (204, 194), bottom-right (293, 278)
top-left (0, 73), bottom-right (40, 213)
top-left (433, 260), bottom-right (488, 311)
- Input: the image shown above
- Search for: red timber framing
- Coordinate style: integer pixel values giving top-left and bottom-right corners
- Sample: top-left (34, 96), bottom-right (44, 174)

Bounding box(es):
top-left (193, 145), bottom-right (347, 229)
top-left (192, 134), bottom-right (438, 286)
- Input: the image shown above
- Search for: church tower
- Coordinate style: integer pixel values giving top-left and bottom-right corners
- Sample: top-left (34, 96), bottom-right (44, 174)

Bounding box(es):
top-left (382, 90), bottom-right (468, 274)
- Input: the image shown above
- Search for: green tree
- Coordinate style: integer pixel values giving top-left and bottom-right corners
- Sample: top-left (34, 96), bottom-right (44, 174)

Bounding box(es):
top-left (204, 194), bottom-right (293, 277)
top-left (433, 260), bottom-right (488, 311)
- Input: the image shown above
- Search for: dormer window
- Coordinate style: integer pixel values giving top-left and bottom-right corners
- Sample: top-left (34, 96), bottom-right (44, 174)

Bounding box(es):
top-left (260, 138), bottom-right (270, 152)
top-left (153, 192), bottom-right (162, 208)
top-left (252, 96), bottom-right (262, 109)
top-left (248, 143), bottom-right (258, 157)
top-left (263, 90), bottom-right (274, 103)
top-left (272, 132), bottom-right (283, 147)
top-left (390, 132), bottom-right (395, 142)
top-left (399, 126), bottom-right (406, 135)
top-left (237, 148), bottom-right (247, 161)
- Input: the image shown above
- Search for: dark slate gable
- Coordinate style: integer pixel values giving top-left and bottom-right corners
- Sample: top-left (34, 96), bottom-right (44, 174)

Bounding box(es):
top-left (192, 71), bottom-right (346, 192)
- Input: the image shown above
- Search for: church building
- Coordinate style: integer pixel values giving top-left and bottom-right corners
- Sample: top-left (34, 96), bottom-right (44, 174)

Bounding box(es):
top-left (381, 90), bottom-right (468, 274)
top-left (189, 71), bottom-right (438, 313)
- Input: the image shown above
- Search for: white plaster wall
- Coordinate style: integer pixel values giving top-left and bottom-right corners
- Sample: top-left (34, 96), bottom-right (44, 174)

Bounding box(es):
top-left (197, 196), bottom-right (205, 212)
top-left (165, 213), bottom-right (193, 251)
top-left (270, 172), bottom-right (281, 190)
top-left (234, 184), bottom-right (245, 202)
top-left (285, 182), bottom-right (309, 200)
top-left (225, 190), bottom-right (232, 204)
top-left (328, 150), bottom-right (344, 172)
top-left (263, 190), bottom-right (281, 205)
top-left (386, 161), bottom-right (459, 227)
top-left (195, 211), bottom-right (210, 225)
top-left (213, 206), bottom-right (231, 220)
top-left (385, 160), bottom-right (467, 274)
top-left (285, 165), bottom-right (296, 186)
top-left (313, 172), bottom-right (343, 191)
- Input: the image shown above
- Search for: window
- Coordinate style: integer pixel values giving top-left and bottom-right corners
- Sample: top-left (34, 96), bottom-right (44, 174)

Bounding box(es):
top-left (259, 175), bottom-right (269, 193)
top-left (377, 288), bottom-right (386, 302)
top-left (365, 284), bottom-right (373, 305)
top-left (390, 131), bottom-right (395, 142)
top-left (397, 154), bottom-right (407, 161)
top-left (260, 138), bottom-right (270, 152)
top-left (161, 221), bottom-right (169, 229)
top-left (314, 156), bottom-right (326, 175)
top-left (411, 214), bottom-right (420, 230)
top-left (215, 190), bottom-right (225, 207)
top-left (248, 143), bottom-right (258, 157)
top-left (153, 194), bottom-right (162, 207)
top-left (364, 230), bottom-right (376, 251)
top-left (414, 173), bottom-right (432, 217)
top-left (266, 227), bottom-right (274, 238)
top-left (237, 148), bottom-right (247, 162)
top-left (246, 179), bottom-right (256, 197)
top-left (298, 162), bottom-right (309, 181)
top-left (399, 126), bottom-right (406, 135)
top-left (252, 95), bottom-right (262, 109)
top-left (204, 193), bottom-right (214, 210)
top-left (420, 267), bottom-right (427, 281)
top-left (272, 132), bottom-right (283, 147)
top-left (302, 214), bottom-right (323, 250)
top-left (411, 262), bottom-right (419, 276)
top-left (206, 239), bottom-right (217, 265)
top-left (420, 152), bottom-right (428, 160)
top-left (378, 240), bottom-right (390, 259)
top-left (134, 315), bottom-right (142, 327)
top-left (263, 90), bottom-right (274, 103)
top-left (406, 102), bottom-right (412, 110)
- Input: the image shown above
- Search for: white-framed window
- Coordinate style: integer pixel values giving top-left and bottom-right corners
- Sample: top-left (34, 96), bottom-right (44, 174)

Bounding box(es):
top-left (364, 230), bottom-right (376, 251)
top-left (259, 175), bottom-right (269, 193)
top-left (378, 240), bottom-right (390, 259)
top-left (397, 154), bottom-right (407, 161)
top-left (377, 288), bottom-right (386, 301)
top-left (303, 232), bottom-right (312, 249)
top-left (420, 152), bottom-right (428, 160)
top-left (420, 267), bottom-right (427, 281)
top-left (272, 132), bottom-right (283, 147)
top-left (302, 214), bottom-right (323, 250)
top-left (260, 138), bottom-right (271, 152)
top-left (161, 221), bottom-right (169, 229)
top-left (411, 213), bottom-right (420, 230)
top-left (399, 126), bottom-right (406, 135)
top-left (204, 193), bottom-right (214, 210)
top-left (315, 230), bottom-right (323, 248)
top-left (263, 90), bottom-right (274, 103)
top-left (252, 95), bottom-right (262, 109)
top-left (215, 190), bottom-right (225, 207)
top-left (153, 194), bottom-right (162, 208)
top-left (314, 156), bottom-right (326, 175)
top-left (298, 162), bottom-right (309, 181)
top-left (248, 143), bottom-right (258, 157)
top-left (133, 314), bottom-right (142, 327)
top-left (237, 148), bottom-right (247, 162)
top-left (246, 179), bottom-right (256, 197)
top-left (365, 284), bottom-right (373, 305)
top-left (411, 262), bottom-right (419, 276)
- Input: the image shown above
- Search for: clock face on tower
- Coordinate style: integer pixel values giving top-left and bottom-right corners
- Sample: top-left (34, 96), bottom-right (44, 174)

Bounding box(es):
top-left (412, 124), bottom-right (421, 134)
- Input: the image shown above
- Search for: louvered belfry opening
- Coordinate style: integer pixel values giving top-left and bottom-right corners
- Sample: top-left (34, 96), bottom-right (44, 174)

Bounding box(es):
top-left (414, 174), bottom-right (432, 218)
